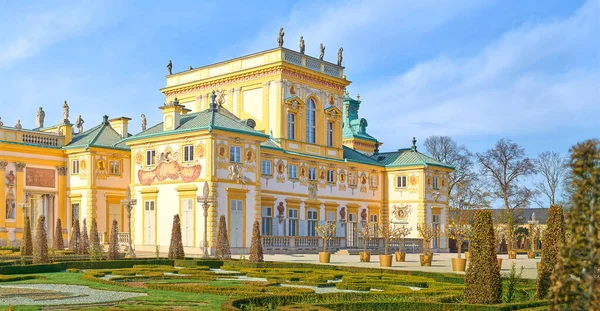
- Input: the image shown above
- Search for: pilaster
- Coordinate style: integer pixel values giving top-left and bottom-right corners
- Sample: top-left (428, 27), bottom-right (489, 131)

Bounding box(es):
top-left (0, 161), bottom-right (7, 239)
top-left (14, 162), bottom-right (26, 239)
top-left (57, 166), bottom-right (68, 241)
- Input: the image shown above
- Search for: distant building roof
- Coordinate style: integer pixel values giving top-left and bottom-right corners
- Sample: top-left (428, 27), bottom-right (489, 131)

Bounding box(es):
top-left (371, 148), bottom-right (454, 169)
top-left (65, 115), bottom-right (130, 151)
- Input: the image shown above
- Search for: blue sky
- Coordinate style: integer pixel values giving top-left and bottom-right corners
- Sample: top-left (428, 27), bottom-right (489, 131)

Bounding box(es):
top-left (1, 0), bottom-right (598, 159)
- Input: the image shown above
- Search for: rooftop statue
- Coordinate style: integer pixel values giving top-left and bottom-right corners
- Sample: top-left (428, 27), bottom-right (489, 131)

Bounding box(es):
top-left (189, 65), bottom-right (193, 70)
top-left (319, 43), bottom-right (325, 60)
top-left (299, 36), bottom-right (305, 54)
top-left (277, 28), bottom-right (285, 47)
top-left (0, 117), bottom-right (4, 127)
top-left (36, 107), bottom-right (45, 128)
top-left (15, 120), bottom-right (22, 130)
top-left (337, 47), bottom-right (343, 66)
top-left (141, 114), bottom-right (147, 131)
top-left (167, 60), bottom-right (173, 75)
top-left (63, 101), bottom-right (69, 123)
top-left (75, 115), bottom-right (84, 133)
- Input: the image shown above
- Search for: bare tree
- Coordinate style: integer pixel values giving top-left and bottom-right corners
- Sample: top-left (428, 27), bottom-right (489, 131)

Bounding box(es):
top-left (424, 136), bottom-right (474, 196)
top-left (476, 138), bottom-right (535, 253)
top-left (533, 151), bottom-right (568, 206)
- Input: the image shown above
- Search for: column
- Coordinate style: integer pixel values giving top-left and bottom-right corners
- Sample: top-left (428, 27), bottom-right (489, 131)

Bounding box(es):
top-left (14, 162), bottom-right (26, 239)
top-left (56, 166), bottom-right (68, 241)
top-left (0, 161), bottom-right (7, 240)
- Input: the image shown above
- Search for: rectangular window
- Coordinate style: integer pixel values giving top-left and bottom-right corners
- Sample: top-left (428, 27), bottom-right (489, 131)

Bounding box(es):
top-left (288, 208), bottom-right (298, 236)
top-left (369, 214), bottom-right (378, 223)
top-left (230, 146), bottom-right (241, 163)
top-left (261, 207), bottom-right (272, 236)
top-left (327, 170), bottom-right (335, 183)
top-left (433, 176), bottom-right (439, 189)
top-left (109, 161), bottom-right (120, 176)
top-left (261, 160), bottom-right (272, 176)
top-left (288, 164), bottom-right (298, 179)
top-left (307, 209), bottom-right (318, 236)
top-left (396, 175), bottom-right (407, 188)
top-left (146, 150), bottom-right (156, 166)
top-left (327, 121), bottom-right (334, 147)
top-left (183, 144), bottom-right (194, 162)
top-left (71, 160), bottom-right (79, 175)
top-left (287, 113), bottom-right (296, 140)
top-left (145, 200), bottom-right (155, 211)
top-left (71, 203), bottom-right (80, 222)
top-left (308, 167), bottom-right (316, 181)
top-left (370, 175), bottom-right (377, 187)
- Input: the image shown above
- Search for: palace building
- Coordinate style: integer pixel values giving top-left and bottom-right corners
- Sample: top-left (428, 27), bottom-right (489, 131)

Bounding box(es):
top-left (0, 43), bottom-right (453, 255)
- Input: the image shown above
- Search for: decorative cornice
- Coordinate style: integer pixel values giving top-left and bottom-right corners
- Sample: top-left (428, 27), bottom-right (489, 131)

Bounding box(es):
top-left (56, 166), bottom-right (68, 176)
top-left (15, 162), bottom-right (26, 172)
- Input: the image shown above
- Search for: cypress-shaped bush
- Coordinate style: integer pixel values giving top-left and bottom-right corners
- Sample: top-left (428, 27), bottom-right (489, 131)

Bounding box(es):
top-left (551, 140), bottom-right (600, 310)
top-left (20, 216), bottom-right (33, 256)
top-left (69, 219), bottom-right (80, 252)
top-left (536, 204), bottom-right (565, 299)
top-left (249, 220), bottom-right (263, 262)
top-left (464, 210), bottom-right (502, 304)
top-left (89, 218), bottom-right (101, 252)
top-left (168, 214), bottom-right (184, 259)
top-left (108, 220), bottom-right (120, 260)
top-left (79, 219), bottom-right (89, 255)
top-left (53, 218), bottom-right (65, 250)
top-left (33, 216), bottom-right (48, 264)
top-left (215, 215), bottom-right (231, 259)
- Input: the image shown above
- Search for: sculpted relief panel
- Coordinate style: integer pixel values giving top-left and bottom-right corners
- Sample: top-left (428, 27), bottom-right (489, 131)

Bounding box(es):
top-left (25, 167), bottom-right (55, 188)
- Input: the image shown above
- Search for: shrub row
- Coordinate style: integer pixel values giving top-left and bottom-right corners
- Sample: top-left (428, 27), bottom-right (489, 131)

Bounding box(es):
top-left (174, 259), bottom-right (224, 268)
top-left (146, 283), bottom-right (314, 297)
top-left (315, 301), bottom-right (551, 311)
top-left (0, 274), bottom-right (45, 282)
top-left (0, 259), bottom-right (175, 274)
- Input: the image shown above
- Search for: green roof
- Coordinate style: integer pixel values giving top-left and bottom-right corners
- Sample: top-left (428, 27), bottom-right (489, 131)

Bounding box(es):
top-left (342, 146), bottom-right (382, 165)
top-left (125, 107), bottom-right (269, 143)
top-left (64, 116), bottom-right (129, 151)
top-left (370, 148), bottom-right (454, 169)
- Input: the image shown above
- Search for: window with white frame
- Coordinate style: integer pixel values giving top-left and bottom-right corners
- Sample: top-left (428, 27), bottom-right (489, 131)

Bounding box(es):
top-left (308, 167), bottom-right (316, 181)
top-left (288, 208), bottom-right (298, 236)
top-left (261, 160), bottom-right (272, 176)
top-left (261, 207), bottom-right (272, 236)
top-left (307, 209), bottom-right (318, 236)
top-left (288, 113), bottom-right (296, 140)
top-left (229, 146), bottom-right (241, 163)
top-left (396, 175), bottom-right (407, 188)
top-left (183, 144), bottom-right (194, 162)
top-left (327, 170), bottom-right (335, 183)
top-left (327, 121), bottom-right (334, 147)
top-left (289, 164), bottom-right (298, 179)
top-left (146, 150), bottom-right (156, 166)
top-left (306, 99), bottom-right (316, 144)
top-left (109, 160), bottom-right (120, 175)
top-left (370, 175), bottom-right (377, 187)
top-left (369, 214), bottom-right (378, 235)
top-left (433, 176), bottom-right (439, 189)
top-left (71, 160), bottom-right (80, 175)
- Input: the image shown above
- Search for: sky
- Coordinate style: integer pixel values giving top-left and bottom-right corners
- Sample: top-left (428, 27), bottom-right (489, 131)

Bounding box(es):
top-left (0, 1), bottom-right (598, 182)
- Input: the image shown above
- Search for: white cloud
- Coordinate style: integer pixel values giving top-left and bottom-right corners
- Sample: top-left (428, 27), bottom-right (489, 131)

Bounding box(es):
top-left (360, 0), bottom-right (600, 144)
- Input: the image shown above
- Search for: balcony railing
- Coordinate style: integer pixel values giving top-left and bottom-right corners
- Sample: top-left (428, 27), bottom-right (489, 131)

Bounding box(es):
top-left (282, 49), bottom-right (344, 78)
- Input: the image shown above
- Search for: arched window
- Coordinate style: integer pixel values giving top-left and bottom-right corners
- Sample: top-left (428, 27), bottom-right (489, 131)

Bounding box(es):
top-left (306, 98), bottom-right (316, 144)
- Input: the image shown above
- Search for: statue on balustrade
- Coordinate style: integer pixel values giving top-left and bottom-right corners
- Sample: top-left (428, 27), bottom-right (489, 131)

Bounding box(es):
top-left (14, 120), bottom-right (22, 130)
top-left (141, 114), bottom-right (147, 131)
top-left (319, 43), bottom-right (325, 60)
top-left (277, 28), bottom-right (285, 47)
top-left (299, 36), bottom-right (305, 54)
top-left (75, 115), bottom-right (85, 133)
top-left (36, 107), bottom-right (45, 128)
top-left (63, 101), bottom-right (69, 123)
top-left (0, 117), bottom-right (3, 127)
top-left (337, 47), bottom-right (343, 66)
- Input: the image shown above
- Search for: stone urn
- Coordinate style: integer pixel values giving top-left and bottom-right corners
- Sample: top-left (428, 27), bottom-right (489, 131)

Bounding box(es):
top-left (420, 252), bottom-right (433, 266)
top-left (359, 252), bottom-right (371, 263)
top-left (451, 257), bottom-right (467, 272)
top-left (319, 252), bottom-right (331, 263)
top-left (394, 251), bottom-right (406, 262)
top-left (508, 250), bottom-right (517, 259)
top-left (379, 255), bottom-right (393, 267)
top-left (527, 251), bottom-right (536, 259)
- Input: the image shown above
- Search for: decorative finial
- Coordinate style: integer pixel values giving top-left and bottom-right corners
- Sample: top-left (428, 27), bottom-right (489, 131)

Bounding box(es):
top-left (103, 115), bottom-right (109, 124)
top-left (345, 89), bottom-right (349, 97)
top-left (412, 137), bottom-right (417, 151)
top-left (356, 94), bottom-right (360, 101)
top-left (209, 91), bottom-right (218, 110)
top-left (277, 28), bottom-right (285, 47)
top-left (173, 97), bottom-right (179, 106)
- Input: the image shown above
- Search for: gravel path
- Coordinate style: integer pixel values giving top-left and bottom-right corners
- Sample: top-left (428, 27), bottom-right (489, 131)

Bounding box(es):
top-left (0, 284), bottom-right (146, 306)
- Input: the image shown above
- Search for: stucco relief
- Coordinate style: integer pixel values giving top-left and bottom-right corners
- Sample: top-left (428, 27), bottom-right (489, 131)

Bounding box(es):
top-left (391, 204), bottom-right (411, 224)
top-left (25, 167), bottom-right (55, 188)
top-left (138, 146), bottom-right (202, 185)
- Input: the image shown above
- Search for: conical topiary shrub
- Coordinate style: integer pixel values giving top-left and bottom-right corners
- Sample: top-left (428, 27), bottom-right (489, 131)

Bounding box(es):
top-left (168, 214), bottom-right (184, 259)
top-left (69, 219), bottom-right (80, 252)
top-left (215, 215), bottom-right (231, 259)
top-left (53, 218), bottom-right (65, 250)
top-left (551, 140), bottom-right (600, 310)
top-left (20, 216), bottom-right (33, 256)
top-left (108, 220), bottom-right (120, 260)
top-left (79, 219), bottom-right (89, 255)
top-left (249, 220), bottom-right (263, 262)
top-left (89, 218), bottom-right (101, 252)
top-left (33, 216), bottom-right (49, 264)
top-left (464, 210), bottom-right (502, 304)
top-left (536, 205), bottom-right (565, 299)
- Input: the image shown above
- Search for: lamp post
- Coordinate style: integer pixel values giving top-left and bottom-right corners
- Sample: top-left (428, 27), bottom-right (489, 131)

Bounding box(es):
top-left (197, 181), bottom-right (213, 258)
top-left (121, 186), bottom-right (137, 258)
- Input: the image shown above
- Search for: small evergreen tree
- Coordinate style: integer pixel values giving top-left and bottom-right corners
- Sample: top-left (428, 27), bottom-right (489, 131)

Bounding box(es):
top-left (536, 204), bottom-right (565, 299)
top-left (89, 218), bottom-right (101, 253)
top-left (69, 219), bottom-right (80, 252)
top-left (464, 210), bottom-right (502, 304)
top-left (108, 220), bottom-right (120, 260)
top-left (551, 140), bottom-right (600, 310)
top-left (168, 214), bottom-right (184, 259)
top-left (33, 216), bottom-right (49, 264)
top-left (53, 218), bottom-right (65, 250)
top-left (20, 216), bottom-right (33, 256)
top-left (79, 219), bottom-right (89, 255)
top-left (249, 220), bottom-right (263, 262)
top-left (215, 215), bottom-right (231, 259)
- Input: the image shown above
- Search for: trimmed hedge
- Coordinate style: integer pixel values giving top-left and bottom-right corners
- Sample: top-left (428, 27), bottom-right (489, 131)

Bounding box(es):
top-left (0, 274), bottom-right (45, 282)
top-left (174, 259), bottom-right (223, 268)
top-left (315, 301), bottom-right (551, 311)
top-left (0, 259), bottom-right (175, 274)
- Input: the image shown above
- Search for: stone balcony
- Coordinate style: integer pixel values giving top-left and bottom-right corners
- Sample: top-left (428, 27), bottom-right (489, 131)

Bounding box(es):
top-left (0, 127), bottom-right (65, 148)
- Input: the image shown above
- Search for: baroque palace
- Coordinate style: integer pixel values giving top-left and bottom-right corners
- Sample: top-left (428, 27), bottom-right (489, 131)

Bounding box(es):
top-left (0, 35), bottom-right (453, 255)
